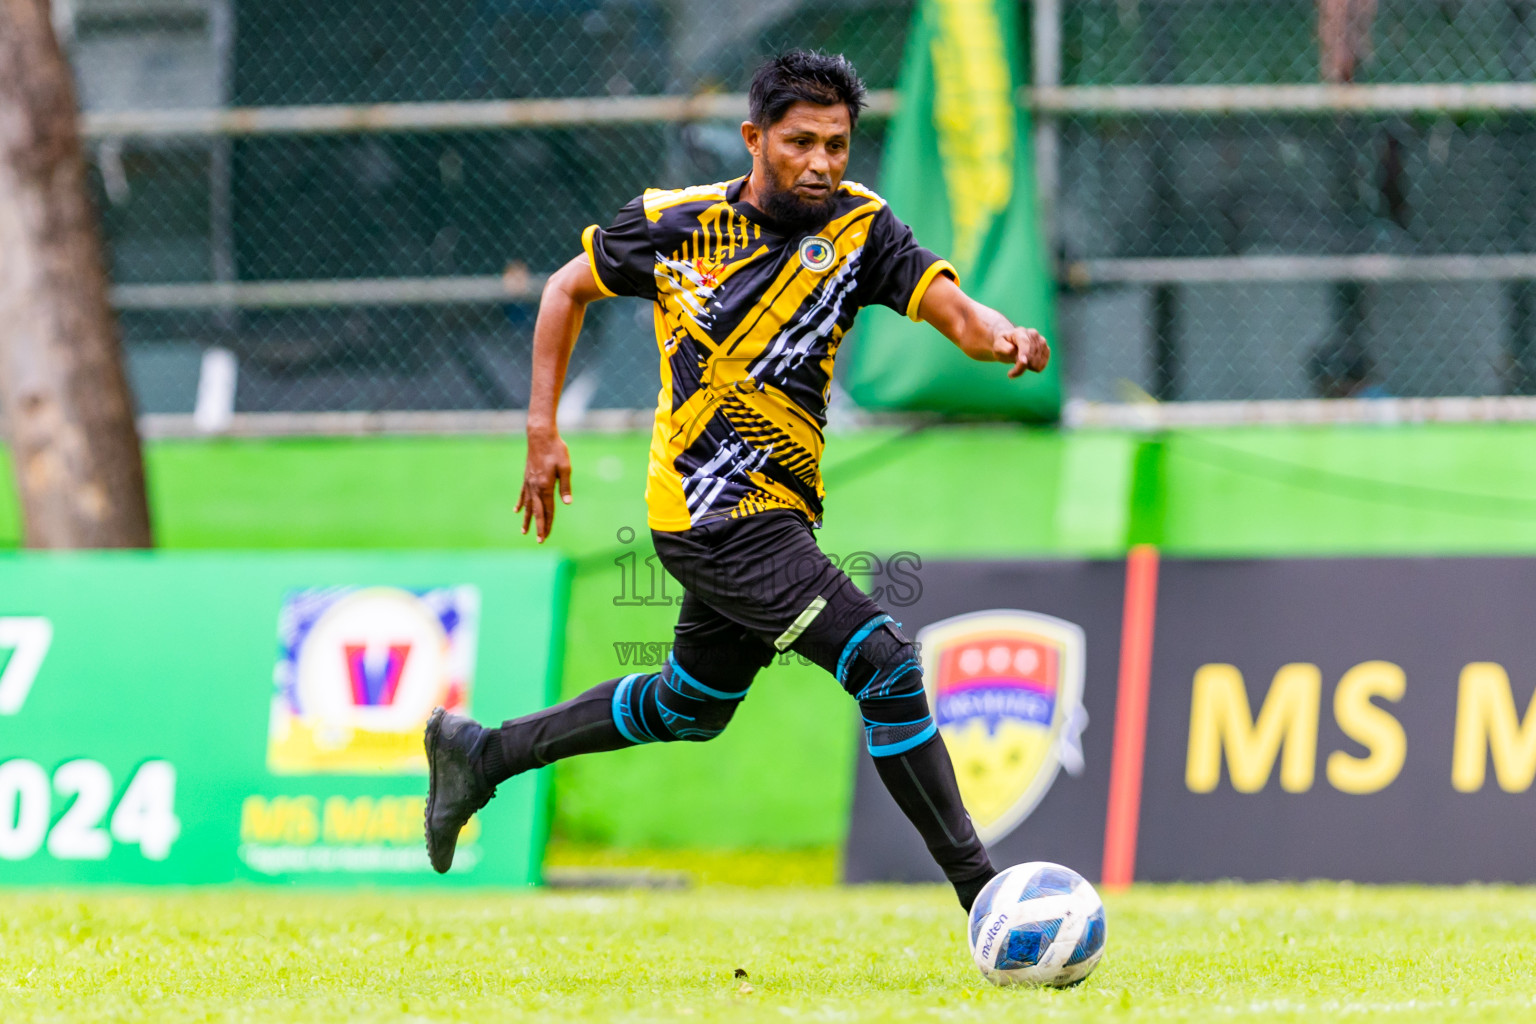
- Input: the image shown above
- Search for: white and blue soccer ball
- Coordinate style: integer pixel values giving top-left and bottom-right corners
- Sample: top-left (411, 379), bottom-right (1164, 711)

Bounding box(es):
top-left (967, 861), bottom-right (1107, 987)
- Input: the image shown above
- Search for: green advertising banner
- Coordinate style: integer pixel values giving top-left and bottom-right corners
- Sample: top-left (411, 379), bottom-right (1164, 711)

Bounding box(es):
top-left (0, 552), bottom-right (568, 886)
top-left (844, 0), bottom-right (1060, 421)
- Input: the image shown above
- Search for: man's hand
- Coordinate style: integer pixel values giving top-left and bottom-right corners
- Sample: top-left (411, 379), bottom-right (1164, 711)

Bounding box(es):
top-left (517, 428), bottom-right (572, 543)
top-left (917, 274), bottom-right (1051, 377)
top-left (519, 252), bottom-right (607, 544)
top-left (992, 326), bottom-right (1050, 378)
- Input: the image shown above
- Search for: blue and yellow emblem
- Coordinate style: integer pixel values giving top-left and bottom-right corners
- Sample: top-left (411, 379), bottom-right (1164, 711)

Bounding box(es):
top-left (797, 235), bottom-right (835, 272)
top-left (918, 610), bottom-right (1087, 845)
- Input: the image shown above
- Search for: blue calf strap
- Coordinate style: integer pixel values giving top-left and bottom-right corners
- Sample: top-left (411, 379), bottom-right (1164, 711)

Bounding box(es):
top-left (866, 719), bottom-right (938, 757)
top-left (611, 672), bottom-right (659, 744)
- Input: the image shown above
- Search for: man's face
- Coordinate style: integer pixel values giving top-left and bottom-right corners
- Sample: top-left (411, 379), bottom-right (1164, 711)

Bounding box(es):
top-left (742, 100), bottom-right (852, 233)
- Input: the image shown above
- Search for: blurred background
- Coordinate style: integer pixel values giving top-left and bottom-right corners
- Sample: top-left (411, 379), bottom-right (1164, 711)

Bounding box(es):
top-left (72, 0), bottom-right (1536, 417)
top-left (8, 0), bottom-right (1536, 891)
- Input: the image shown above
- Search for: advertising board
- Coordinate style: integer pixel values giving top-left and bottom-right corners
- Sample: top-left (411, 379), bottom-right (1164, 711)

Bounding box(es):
top-left (0, 552), bottom-right (568, 886)
top-left (845, 554), bottom-right (1536, 884)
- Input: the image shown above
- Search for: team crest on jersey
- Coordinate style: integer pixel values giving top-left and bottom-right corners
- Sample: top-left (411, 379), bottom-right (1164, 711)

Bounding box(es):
top-left (918, 610), bottom-right (1088, 845)
top-left (267, 585), bottom-right (479, 774)
top-left (798, 235), bottom-right (835, 272)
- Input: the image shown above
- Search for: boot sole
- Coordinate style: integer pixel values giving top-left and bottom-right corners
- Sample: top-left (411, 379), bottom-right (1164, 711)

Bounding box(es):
top-left (423, 707), bottom-right (451, 874)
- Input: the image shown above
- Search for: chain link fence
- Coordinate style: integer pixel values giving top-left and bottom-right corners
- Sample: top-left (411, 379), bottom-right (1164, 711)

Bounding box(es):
top-left (1058, 110), bottom-right (1536, 401)
top-left (1065, 0), bottom-right (1535, 85)
top-left (71, 0), bottom-right (906, 416)
top-left (1056, 0), bottom-right (1536, 404)
top-left (63, 0), bottom-right (1536, 417)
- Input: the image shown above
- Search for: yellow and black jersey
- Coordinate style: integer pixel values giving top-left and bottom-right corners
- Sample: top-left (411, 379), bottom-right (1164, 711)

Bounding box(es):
top-left (582, 175), bottom-right (956, 532)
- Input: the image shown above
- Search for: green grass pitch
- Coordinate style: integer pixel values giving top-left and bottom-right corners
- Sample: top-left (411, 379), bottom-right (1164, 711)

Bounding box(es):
top-left (5, 877), bottom-right (1536, 1022)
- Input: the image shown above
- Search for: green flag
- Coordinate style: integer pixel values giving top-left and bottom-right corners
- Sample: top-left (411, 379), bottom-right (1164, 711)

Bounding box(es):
top-left (844, 0), bottom-right (1060, 421)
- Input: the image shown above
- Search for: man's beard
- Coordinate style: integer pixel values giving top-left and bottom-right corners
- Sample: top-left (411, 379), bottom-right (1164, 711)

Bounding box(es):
top-left (760, 177), bottom-right (835, 234)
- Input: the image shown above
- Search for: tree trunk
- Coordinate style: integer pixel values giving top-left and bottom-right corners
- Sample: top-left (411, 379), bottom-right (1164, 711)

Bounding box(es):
top-left (0, 0), bottom-right (152, 548)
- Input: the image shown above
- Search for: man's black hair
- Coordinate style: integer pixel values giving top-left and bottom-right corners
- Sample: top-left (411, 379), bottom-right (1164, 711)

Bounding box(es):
top-left (748, 50), bottom-right (867, 130)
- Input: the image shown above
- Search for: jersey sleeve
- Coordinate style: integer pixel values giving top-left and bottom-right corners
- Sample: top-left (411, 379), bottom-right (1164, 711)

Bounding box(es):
top-left (581, 195), bottom-right (656, 300)
top-left (860, 204), bottom-right (958, 321)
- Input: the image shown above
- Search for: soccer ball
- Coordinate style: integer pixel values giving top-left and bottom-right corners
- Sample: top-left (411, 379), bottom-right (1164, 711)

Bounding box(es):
top-left (966, 861), bottom-right (1107, 987)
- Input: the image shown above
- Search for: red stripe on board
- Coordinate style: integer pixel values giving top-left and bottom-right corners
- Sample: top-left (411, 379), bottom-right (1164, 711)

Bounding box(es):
top-left (1101, 545), bottom-right (1161, 890)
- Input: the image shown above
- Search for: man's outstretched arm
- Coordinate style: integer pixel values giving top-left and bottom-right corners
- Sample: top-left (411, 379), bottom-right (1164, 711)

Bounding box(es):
top-left (518, 253), bottom-right (609, 543)
top-left (915, 274), bottom-right (1051, 379)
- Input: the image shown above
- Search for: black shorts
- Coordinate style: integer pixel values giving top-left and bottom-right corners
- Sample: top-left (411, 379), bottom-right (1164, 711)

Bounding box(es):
top-left (651, 509), bottom-right (886, 681)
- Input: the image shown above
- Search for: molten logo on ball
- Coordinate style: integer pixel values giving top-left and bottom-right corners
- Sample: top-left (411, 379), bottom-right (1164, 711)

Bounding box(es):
top-left (917, 609), bottom-right (1087, 845)
top-left (968, 861), bottom-right (1107, 987)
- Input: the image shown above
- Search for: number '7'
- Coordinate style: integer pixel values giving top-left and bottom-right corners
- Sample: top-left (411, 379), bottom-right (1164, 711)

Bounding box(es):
top-left (0, 618), bottom-right (53, 716)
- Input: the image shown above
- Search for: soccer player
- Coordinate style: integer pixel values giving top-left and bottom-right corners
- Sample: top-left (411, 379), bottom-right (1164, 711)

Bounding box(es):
top-left (425, 50), bottom-right (1049, 912)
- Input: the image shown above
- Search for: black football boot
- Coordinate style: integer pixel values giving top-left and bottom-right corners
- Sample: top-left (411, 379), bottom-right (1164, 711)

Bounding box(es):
top-left (423, 707), bottom-right (497, 874)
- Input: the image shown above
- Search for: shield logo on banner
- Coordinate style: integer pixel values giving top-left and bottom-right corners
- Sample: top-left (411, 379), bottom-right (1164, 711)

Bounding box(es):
top-left (917, 610), bottom-right (1087, 845)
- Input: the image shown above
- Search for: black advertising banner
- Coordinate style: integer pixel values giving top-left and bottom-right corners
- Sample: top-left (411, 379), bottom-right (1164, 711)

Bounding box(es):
top-left (843, 555), bottom-right (1536, 885)
top-left (1140, 557), bottom-right (1536, 884)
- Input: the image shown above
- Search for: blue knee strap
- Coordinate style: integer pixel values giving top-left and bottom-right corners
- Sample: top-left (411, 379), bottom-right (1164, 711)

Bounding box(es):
top-left (839, 616), bottom-right (938, 758)
top-left (667, 653), bottom-right (750, 701)
top-left (836, 614), bottom-right (892, 686)
top-left (611, 654), bottom-right (748, 744)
